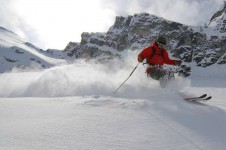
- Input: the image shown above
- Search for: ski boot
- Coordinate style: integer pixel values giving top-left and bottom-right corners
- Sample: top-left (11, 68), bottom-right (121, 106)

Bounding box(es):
top-left (159, 69), bottom-right (175, 88)
top-left (178, 64), bottom-right (191, 78)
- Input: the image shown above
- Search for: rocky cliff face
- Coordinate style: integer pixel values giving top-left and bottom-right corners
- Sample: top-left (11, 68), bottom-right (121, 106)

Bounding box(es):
top-left (65, 13), bottom-right (189, 61)
top-left (209, 1), bottom-right (226, 33)
top-left (64, 3), bottom-right (226, 67)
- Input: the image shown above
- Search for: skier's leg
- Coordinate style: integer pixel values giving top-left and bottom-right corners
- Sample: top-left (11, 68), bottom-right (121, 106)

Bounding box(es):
top-left (178, 64), bottom-right (191, 77)
top-left (148, 68), bottom-right (166, 80)
top-left (159, 68), bottom-right (178, 88)
top-left (155, 68), bottom-right (167, 80)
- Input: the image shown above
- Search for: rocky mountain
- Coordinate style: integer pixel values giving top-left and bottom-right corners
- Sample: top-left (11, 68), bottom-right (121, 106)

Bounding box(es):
top-left (0, 27), bottom-right (71, 73)
top-left (64, 2), bottom-right (226, 67)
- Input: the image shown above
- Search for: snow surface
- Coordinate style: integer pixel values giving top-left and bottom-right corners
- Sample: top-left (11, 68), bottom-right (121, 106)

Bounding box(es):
top-left (0, 52), bottom-right (226, 150)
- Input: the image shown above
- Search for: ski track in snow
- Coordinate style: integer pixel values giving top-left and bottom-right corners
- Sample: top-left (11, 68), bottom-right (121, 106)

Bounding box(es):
top-left (0, 63), bottom-right (226, 149)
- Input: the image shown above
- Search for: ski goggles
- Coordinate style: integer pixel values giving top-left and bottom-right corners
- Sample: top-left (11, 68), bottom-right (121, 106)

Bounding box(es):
top-left (157, 42), bottom-right (166, 47)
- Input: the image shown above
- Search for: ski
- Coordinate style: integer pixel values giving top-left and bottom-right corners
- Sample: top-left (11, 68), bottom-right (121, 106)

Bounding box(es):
top-left (203, 96), bottom-right (212, 100)
top-left (184, 94), bottom-right (212, 101)
top-left (184, 94), bottom-right (207, 100)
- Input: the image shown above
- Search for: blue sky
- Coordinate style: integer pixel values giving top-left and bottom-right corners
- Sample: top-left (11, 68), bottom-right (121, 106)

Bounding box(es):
top-left (0, 0), bottom-right (224, 50)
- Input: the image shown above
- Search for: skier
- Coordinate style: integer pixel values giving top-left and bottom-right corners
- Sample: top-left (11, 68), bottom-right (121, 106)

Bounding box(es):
top-left (137, 36), bottom-right (182, 87)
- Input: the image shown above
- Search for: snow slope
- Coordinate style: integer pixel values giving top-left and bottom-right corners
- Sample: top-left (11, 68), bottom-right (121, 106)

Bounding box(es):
top-left (0, 53), bottom-right (226, 150)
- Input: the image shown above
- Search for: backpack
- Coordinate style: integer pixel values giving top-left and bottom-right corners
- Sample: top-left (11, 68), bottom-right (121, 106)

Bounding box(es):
top-left (146, 47), bottom-right (164, 65)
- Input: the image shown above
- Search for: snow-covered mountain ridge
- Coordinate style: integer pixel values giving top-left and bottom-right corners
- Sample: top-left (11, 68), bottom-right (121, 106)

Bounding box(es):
top-left (209, 1), bottom-right (226, 33)
top-left (0, 27), bottom-right (71, 73)
top-left (65, 2), bottom-right (226, 67)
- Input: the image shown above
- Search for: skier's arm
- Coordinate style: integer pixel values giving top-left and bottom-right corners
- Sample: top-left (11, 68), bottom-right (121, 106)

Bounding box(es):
top-left (163, 51), bottom-right (177, 65)
top-left (137, 49), bottom-right (146, 62)
top-left (137, 55), bottom-right (143, 62)
top-left (137, 47), bottom-right (150, 63)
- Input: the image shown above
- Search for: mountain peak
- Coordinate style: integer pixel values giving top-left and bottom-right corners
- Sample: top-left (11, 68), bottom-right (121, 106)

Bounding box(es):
top-left (208, 1), bottom-right (226, 32)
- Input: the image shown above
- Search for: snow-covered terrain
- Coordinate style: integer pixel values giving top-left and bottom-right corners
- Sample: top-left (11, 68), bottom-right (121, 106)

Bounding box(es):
top-left (1, 2), bottom-right (226, 149)
top-left (0, 53), bottom-right (226, 150)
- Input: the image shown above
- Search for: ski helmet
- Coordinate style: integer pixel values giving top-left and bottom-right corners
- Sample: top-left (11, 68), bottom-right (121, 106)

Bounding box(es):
top-left (157, 36), bottom-right (166, 45)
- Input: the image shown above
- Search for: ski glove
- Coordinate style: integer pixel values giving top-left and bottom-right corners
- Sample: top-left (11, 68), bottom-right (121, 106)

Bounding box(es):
top-left (137, 56), bottom-right (144, 62)
top-left (175, 60), bottom-right (182, 66)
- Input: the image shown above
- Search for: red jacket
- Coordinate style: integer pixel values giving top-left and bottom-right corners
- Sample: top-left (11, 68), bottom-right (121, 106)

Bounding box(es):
top-left (138, 41), bottom-right (176, 66)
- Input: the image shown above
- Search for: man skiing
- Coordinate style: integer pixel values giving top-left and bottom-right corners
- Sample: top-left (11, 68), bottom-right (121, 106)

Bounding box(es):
top-left (137, 36), bottom-right (182, 86)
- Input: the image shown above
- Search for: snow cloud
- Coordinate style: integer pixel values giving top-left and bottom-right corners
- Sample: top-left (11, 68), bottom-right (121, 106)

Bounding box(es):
top-left (0, 0), bottom-right (224, 50)
top-left (1, 50), bottom-right (226, 98)
top-left (0, 51), bottom-right (190, 98)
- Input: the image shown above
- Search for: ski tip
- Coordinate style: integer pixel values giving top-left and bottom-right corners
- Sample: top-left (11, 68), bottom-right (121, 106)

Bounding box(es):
top-left (199, 94), bottom-right (207, 98)
top-left (204, 96), bottom-right (212, 100)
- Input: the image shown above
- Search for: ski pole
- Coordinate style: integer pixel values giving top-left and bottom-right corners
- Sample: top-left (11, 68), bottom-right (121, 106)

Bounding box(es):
top-left (115, 62), bottom-right (140, 93)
